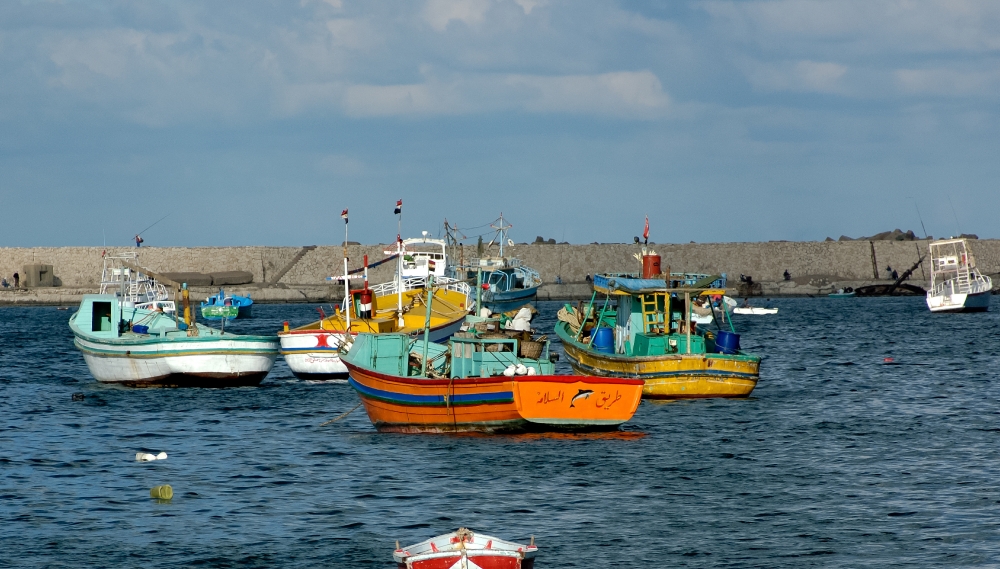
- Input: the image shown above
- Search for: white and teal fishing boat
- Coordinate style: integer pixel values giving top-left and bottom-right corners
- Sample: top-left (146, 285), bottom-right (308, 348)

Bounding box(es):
top-left (447, 214), bottom-right (542, 313)
top-left (70, 287), bottom-right (279, 388)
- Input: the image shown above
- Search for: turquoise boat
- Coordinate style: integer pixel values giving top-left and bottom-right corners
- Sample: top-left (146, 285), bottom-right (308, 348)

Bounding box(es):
top-left (70, 287), bottom-right (278, 387)
top-left (828, 288), bottom-right (856, 298)
top-left (201, 288), bottom-right (253, 320)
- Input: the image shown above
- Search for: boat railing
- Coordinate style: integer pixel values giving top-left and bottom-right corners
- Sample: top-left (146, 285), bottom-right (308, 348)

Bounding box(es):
top-left (930, 271), bottom-right (992, 297)
top-left (368, 276), bottom-right (473, 305)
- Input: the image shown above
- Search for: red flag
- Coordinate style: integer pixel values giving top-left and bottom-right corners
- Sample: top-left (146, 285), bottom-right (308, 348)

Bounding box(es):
top-left (341, 209), bottom-right (348, 223)
top-left (394, 199), bottom-right (402, 215)
top-left (642, 216), bottom-right (649, 241)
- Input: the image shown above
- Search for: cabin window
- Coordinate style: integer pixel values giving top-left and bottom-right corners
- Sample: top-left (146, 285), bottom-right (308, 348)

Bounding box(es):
top-left (92, 302), bottom-right (112, 332)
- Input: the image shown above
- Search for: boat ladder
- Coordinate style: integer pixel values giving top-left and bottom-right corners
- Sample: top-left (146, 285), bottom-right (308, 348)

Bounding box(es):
top-left (640, 294), bottom-right (664, 334)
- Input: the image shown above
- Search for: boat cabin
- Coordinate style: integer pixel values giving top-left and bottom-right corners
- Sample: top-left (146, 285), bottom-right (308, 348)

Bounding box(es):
top-left (71, 294), bottom-right (184, 339)
top-left (584, 274), bottom-right (733, 357)
top-left (400, 237), bottom-right (449, 279)
top-left (347, 332), bottom-right (554, 379)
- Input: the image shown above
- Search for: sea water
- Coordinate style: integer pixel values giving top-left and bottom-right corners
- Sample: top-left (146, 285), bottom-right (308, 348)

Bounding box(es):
top-left (1, 298), bottom-right (999, 567)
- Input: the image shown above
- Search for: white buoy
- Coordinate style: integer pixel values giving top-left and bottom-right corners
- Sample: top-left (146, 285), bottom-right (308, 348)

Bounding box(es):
top-left (136, 451), bottom-right (168, 461)
top-left (503, 365), bottom-right (516, 377)
top-left (515, 364), bottom-right (528, 375)
top-left (526, 367), bottom-right (537, 376)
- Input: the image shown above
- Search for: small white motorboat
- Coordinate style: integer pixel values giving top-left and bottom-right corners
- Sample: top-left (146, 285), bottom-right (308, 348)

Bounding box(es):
top-left (926, 238), bottom-right (992, 313)
top-left (733, 307), bottom-right (778, 315)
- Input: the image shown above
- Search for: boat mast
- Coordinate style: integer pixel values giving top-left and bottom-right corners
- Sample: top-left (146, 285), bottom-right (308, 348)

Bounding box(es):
top-left (420, 274), bottom-right (435, 377)
top-left (343, 215), bottom-right (351, 331)
top-left (492, 213), bottom-right (512, 258)
top-left (397, 236), bottom-right (404, 328)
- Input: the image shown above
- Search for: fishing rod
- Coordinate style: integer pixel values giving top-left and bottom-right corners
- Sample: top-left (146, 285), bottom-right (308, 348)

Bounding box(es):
top-left (135, 213), bottom-right (171, 239)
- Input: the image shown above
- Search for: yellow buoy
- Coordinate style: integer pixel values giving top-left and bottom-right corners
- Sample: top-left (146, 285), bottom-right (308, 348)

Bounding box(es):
top-left (150, 485), bottom-right (173, 500)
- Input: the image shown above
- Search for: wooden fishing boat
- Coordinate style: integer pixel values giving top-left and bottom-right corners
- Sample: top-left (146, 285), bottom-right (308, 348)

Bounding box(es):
top-left (201, 288), bottom-right (253, 320)
top-left (70, 289), bottom-right (278, 387)
top-left (279, 242), bottom-right (473, 380)
top-left (555, 253), bottom-right (761, 399)
top-left (393, 528), bottom-right (537, 569)
top-left (926, 238), bottom-right (992, 312)
top-left (342, 331), bottom-right (642, 433)
top-left (447, 214), bottom-right (542, 313)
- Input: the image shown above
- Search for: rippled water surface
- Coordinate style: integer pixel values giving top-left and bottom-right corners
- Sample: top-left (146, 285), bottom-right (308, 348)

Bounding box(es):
top-left (2, 298), bottom-right (1000, 567)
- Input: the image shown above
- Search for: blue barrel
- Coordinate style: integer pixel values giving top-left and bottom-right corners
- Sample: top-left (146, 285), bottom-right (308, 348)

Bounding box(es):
top-left (592, 327), bottom-right (615, 354)
top-left (716, 330), bottom-right (741, 354)
top-left (132, 324), bottom-right (149, 334)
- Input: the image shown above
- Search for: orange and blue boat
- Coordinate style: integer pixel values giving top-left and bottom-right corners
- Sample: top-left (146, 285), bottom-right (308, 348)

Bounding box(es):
top-left (340, 331), bottom-right (643, 434)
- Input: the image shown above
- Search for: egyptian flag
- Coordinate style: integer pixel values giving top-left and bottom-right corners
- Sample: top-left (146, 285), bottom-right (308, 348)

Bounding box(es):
top-left (394, 199), bottom-right (402, 215)
top-left (341, 209), bottom-right (349, 224)
top-left (643, 216), bottom-right (649, 243)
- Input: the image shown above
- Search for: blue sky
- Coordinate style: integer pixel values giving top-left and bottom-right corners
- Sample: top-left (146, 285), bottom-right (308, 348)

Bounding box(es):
top-left (1, 0), bottom-right (998, 246)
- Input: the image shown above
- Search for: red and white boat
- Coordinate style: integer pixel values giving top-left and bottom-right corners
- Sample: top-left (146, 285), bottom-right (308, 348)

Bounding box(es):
top-left (393, 528), bottom-right (537, 569)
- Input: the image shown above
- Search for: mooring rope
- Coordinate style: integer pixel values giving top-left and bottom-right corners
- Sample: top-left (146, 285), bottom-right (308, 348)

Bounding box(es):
top-left (319, 402), bottom-right (362, 426)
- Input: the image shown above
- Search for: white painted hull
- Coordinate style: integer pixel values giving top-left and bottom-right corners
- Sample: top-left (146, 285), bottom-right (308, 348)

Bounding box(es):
top-left (733, 307), bottom-right (778, 315)
top-left (926, 290), bottom-right (991, 312)
top-left (279, 318), bottom-right (466, 380)
top-left (74, 336), bottom-right (278, 387)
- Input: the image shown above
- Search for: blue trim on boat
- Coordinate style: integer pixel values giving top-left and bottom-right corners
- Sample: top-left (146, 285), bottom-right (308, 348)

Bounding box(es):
top-left (348, 377), bottom-right (514, 406)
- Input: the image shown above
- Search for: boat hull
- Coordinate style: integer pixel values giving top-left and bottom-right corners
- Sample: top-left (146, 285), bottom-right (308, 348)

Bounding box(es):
top-left (733, 307), bottom-right (778, 315)
top-left (400, 551), bottom-right (531, 569)
top-left (345, 362), bottom-right (642, 432)
top-left (512, 376), bottom-right (643, 427)
top-left (482, 286), bottom-right (538, 313)
top-left (556, 323), bottom-right (760, 399)
top-left (280, 318), bottom-right (465, 380)
top-left (926, 290), bottom-right (991, 312)
top-left (345, 363), bottom-right (524, 433)
top-left (74, 336), bottom-right (278, 387)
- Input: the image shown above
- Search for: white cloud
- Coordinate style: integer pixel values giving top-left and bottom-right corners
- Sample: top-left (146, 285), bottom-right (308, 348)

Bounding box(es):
top-left (895, 67), bottom-right (1000, 96)
top-left (743, 60), bottom-right (848, 93)
top-left (701, 0), bottom-right (1000, 53)
top-left (506, 71), bottom-right (670, 116)
top-left (342, 81), bottom-right (458, 116)
top-left (337, 70), bottom-right (669, 118)
top-left (514, 0), bottom-right (543, 15)
top-left (422, 0), bottom-right (492, 32)
top-left (325, 18), bottom-right (377, 50)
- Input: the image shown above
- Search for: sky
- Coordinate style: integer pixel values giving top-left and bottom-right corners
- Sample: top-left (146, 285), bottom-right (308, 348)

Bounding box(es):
top-left (1, 0), bottom-right (998, 247)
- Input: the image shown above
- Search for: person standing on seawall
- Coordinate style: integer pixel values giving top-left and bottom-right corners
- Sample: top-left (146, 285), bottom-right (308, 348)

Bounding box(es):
top-left (135, 234), bottom-right (144, 247)
top-left (783, 269), bottom-right (791, 281)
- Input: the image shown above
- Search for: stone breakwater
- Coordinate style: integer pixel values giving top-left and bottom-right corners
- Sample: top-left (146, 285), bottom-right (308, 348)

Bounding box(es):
top-left (2, 240), bottom-right (999, 305)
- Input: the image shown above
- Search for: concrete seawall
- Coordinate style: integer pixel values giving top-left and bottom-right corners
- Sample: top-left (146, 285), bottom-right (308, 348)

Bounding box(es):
top-left (3, 240), bottom-right (999, 305)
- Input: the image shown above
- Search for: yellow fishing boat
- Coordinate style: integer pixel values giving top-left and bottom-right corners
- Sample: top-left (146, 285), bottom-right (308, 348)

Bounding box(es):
top-left (555, 252), bottom-right (760, 398)
top-left (279, 241), bottom-right (473, 380)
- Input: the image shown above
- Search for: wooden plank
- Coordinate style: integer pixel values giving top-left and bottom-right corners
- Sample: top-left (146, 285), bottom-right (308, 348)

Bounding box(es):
top-left (118, 260), bottom-right (183, 291)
